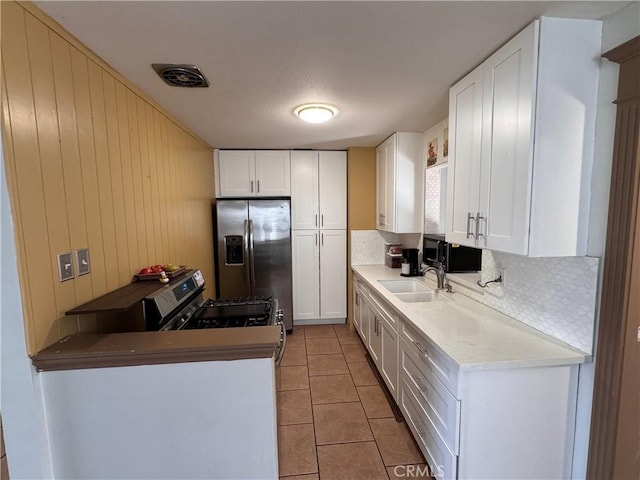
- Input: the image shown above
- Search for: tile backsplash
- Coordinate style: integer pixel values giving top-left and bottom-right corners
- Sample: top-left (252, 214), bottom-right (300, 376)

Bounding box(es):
top-left (424, 164), bottom-right (447, 234)
top-left (462, 251), bottom-right (599, 353)
top-left (350, 230), bottom-right (421, 265)
top-left (351, 230), bottom-right (599, 354)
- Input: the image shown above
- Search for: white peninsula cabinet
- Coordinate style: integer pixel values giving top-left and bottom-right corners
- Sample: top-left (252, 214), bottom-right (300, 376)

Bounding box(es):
top-left (352, 266), bottom-right (585, 480)
top-left (215, 150), bottom-right (290, 197)
top-left (446, 17), bottom-right (601, 256)
top-left (291, 151), bottom-right (347, 323)
top-left (376, 133), bottom-right (424, 233)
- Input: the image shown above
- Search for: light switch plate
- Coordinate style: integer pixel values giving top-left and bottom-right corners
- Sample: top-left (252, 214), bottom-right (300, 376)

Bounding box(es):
top-left (57, 252), bottom-right (74, 282)
top-left (76, 248), bottom-right (90, 276)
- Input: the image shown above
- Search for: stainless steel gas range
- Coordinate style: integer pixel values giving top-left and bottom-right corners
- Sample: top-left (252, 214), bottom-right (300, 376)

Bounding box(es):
top-left (142, 269), bottom-right (286, 364)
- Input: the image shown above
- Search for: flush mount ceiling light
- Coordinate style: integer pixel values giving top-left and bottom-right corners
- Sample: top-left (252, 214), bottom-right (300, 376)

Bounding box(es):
top-left (294, 103), bottom-right (338, 124)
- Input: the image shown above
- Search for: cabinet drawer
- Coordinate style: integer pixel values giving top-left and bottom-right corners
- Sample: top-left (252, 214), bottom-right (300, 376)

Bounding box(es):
top-left (401, 321), bottom-right (459, 396)
top-left (399, 377), bottom-right (457, 480)
top-left (369, 291), bottom-right (397, 330)
top-left (401, 336), bottom-right (460, 454)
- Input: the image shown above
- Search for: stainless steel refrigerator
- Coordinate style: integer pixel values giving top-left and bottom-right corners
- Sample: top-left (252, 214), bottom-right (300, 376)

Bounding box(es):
top-left (215, 198), bottom-right (293, 331)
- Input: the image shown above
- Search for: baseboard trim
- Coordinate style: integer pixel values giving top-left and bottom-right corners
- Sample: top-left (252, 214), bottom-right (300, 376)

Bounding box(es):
top-left (294, 318), bottom-right (346, 326)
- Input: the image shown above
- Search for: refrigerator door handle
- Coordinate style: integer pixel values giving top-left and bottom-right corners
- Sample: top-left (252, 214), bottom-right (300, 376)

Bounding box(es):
top-left (243, 220), bottom-right (251, 286)
top-left (249, 219), bottom-right (256, 287)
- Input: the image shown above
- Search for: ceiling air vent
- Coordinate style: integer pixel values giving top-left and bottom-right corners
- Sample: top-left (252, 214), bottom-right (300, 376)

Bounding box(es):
top-left (152, 64), bottom-right (209, 88)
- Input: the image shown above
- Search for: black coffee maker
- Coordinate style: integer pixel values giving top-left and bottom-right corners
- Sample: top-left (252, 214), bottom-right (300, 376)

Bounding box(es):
top-left (400, 248), bottom-right (422, 277)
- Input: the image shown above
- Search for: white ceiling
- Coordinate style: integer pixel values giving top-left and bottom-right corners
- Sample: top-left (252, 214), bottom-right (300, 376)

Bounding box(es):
top-left (36, 1), bottom-right (629, 150)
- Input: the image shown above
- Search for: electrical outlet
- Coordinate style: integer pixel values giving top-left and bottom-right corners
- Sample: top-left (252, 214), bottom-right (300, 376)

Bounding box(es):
top-left (57, 252), bottom-right (74, 282)
top-left (76, 248), bottom-right (90, 276)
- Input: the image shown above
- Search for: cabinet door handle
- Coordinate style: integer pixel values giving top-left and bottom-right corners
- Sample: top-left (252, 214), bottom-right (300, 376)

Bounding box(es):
top-left (257, 180), bottom-right (260, 193)
top-left (321, 233), bottom-right (324, 246)
top-left (466, 212), bottom-right (476, 239)
top-left (476, 212), bottom-right (486, 239)
top-left (250, 180), bottom-right (254, 193)
top-left (315, 214), bottom-right (318, 227)
top-left (321, 214), bottom-right (324, 227)
top-left (315, 233), bottom-right (318, 246)
top-left (355, 293), bottom-right (359, 306)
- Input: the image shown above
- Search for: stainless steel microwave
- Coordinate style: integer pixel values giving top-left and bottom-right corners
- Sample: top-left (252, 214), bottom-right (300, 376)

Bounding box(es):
top-left (423, 234), bottom-right (482, 273)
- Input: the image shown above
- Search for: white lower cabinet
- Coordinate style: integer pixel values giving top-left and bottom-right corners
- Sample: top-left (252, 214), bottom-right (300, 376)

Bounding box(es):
top-left (367, 304), bottom-right (382, 366)
top-left (293, 229), bottom-right (346, 322)
top-left (354, 285), bottom-right (399, 399)
top-left (353, 282), bottom-right (362, 331)
top-left (399, 376), bottom-right (457, 480)
top-left (353, 273), bottom-right (580, 480)
top-left (380, 315), bottom-right (398, 399)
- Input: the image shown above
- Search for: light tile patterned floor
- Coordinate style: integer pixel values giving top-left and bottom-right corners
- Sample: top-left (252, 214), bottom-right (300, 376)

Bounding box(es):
top-left (277, 324), bottom-right (433, 480)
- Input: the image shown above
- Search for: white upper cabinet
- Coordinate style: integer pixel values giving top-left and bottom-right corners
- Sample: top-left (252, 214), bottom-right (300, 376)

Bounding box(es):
top-left (291, 151), bottom-right (319, 229)
top-left (318, 151), bottom-right (347, 229)
top-left (291, 151), bottom-right (346, 230)
top-left (447, 68), bottom-right (483, 246)
top-left (376, 133), bottom-right (423, 234)
top-left (216, 150), bottom-right (290, 197)
top-left (446, 17), bottom-right (601, 256)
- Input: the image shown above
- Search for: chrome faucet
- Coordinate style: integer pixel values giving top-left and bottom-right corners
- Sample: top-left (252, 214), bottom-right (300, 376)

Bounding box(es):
top-left (421, 262), bottom-right (452, 292)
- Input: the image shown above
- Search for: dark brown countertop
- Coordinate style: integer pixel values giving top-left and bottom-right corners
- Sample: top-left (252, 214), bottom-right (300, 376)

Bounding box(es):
top-left (65, 269), bottom-right (197, 315)
top-left (31, 326), bottom-right (281, 371)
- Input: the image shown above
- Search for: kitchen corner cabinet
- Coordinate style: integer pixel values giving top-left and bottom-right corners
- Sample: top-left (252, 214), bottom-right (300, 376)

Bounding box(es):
top-left (291, 151), bottom-right (347, 229)
top-left (376, 133), bottom-right (424, 233)
top-left (446, 17), bottom-right (601, 256)
top-left (215, 150), bottom-right (290, 197)
top-left (292, 229), bottom-right (346, 322)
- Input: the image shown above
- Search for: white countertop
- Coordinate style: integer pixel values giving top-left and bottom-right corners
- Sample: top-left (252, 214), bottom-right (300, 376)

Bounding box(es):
top-left (353, 265), bottom-right (587, 371)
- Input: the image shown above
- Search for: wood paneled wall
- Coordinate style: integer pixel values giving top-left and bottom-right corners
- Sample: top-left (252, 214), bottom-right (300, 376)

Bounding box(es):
top-left (346, 147), bottom-right (377, 327)
top-left (1, 1), bottom-right (215, 354)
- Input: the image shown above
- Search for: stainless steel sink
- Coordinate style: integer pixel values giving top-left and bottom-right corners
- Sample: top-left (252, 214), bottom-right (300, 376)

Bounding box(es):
top-left (394, 292), bottom-right (449, 303)
top-left (377, 279), bottom-right (433, 293)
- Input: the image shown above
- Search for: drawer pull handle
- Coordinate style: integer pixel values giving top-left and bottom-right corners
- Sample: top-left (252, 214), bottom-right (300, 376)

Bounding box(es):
top-left (412, 375), bottom-right (427, 393)
top-left (409, 416), bottom-right (426, 439)
top-left (414, 341), bottom-right (428, 356)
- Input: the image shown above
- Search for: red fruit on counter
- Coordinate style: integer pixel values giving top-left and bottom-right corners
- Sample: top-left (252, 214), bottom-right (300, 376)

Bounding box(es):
top-left (139, 267), bottom-right (152, 274)
top-left (151, 265), bottom-right (164, 273)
